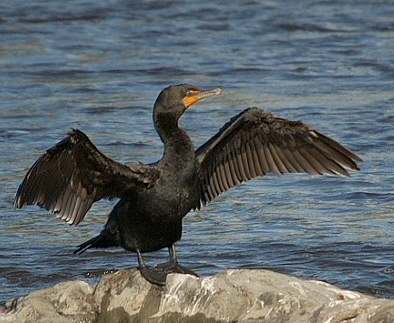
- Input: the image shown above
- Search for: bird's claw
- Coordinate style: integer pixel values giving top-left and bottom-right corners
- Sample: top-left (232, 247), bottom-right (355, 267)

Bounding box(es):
top-left (155, 261), bottom-right (199, 276)
top-left (139, 263), bottom-right (199, 286)
top-left (170, 263), bottom-right (199, 277)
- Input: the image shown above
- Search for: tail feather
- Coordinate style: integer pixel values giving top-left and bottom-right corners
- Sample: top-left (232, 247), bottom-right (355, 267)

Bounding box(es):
top-left (74, 233), bottom-right (118, 255)
top-left (74, 236), bottom-right (101, 255)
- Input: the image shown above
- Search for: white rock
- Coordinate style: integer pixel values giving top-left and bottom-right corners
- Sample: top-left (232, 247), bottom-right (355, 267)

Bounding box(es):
top-left (2, 269), bottom-right (394, 323)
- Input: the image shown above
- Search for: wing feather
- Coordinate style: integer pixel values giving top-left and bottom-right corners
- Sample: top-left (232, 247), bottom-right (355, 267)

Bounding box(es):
top-left (15, 129), bottom-right (159, 225)
top-left (196, 107), bottom-right (361, 206)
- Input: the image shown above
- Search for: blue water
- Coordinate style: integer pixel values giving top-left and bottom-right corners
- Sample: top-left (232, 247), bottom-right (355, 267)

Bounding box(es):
top-left (1, 0), bottom-right (394, 301)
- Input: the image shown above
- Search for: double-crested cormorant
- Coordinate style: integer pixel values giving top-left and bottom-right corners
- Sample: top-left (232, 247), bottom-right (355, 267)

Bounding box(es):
top-left (15, 84), bottom-right (362, 285)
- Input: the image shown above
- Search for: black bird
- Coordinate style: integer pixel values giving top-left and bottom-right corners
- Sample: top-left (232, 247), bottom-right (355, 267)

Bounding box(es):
top-left (15, 84), bottom-right (362, 285)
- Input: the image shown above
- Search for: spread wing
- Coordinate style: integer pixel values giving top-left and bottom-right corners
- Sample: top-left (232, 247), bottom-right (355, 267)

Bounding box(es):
top-left (196, 107), bottom-right (362, 206)
top-left (15, 129), bottom-right (159, 225)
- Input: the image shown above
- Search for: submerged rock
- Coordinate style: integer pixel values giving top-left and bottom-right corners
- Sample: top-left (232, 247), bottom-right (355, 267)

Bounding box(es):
top-left (2, 269), bottom-right (394, 322)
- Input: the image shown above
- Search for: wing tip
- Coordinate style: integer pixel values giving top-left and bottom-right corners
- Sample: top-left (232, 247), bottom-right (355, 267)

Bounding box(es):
top-left (14, 188), bottom-right (29, 209)
top-left (67, 219), bottom-right (77, 225)
top-left (14, 196), bottom-right (22, 209)
top-left (354, 154), bottom-right (363, 163)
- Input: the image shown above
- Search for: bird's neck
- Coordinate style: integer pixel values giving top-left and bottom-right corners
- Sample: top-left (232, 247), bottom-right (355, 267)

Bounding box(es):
top-left (154, 112), bottom-right (195, 165)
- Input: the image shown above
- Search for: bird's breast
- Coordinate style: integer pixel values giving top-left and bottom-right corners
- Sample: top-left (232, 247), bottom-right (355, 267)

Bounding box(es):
top-left (141, 163), bottom-right (200, 220)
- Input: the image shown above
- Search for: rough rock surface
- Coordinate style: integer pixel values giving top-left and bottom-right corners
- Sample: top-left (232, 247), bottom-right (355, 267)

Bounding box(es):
top-left (2, 269), bottom-right (394, 322)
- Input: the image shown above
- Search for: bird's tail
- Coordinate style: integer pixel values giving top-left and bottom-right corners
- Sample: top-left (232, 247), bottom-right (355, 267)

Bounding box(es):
top-left (73, 232), bottom-right (118, 255)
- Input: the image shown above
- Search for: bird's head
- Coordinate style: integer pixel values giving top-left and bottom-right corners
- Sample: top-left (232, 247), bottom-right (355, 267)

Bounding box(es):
top-left (153, 84), bottom-right (222, 122)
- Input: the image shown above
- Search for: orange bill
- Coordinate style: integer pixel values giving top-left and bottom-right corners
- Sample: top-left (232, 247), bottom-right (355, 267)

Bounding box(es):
top-left (183, 88), bottom-right (223, 108)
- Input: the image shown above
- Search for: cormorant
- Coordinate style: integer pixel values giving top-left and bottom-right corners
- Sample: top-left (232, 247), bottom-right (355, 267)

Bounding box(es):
top-left (15, 84), bottom-right (362, 285)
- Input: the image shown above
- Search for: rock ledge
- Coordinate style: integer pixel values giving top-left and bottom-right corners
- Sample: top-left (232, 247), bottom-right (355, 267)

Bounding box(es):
top-left (2, 269), bottom-right (394, 322)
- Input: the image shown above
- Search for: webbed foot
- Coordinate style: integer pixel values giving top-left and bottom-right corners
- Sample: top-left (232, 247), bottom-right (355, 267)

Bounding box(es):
top-left (156, 261), bottom-right (172, 269)
top-left (136, 246), bottom-right (199, 286)
top-left (171, 263), bottom-right (199, 277)
top-left (155, 261), bottom-right (199, 277)
top-left (138, 266), bottom-right (169, 286)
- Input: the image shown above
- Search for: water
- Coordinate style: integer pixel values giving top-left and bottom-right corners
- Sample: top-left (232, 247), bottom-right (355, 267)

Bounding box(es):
top-left (1, 0), bottom-right (394, 301)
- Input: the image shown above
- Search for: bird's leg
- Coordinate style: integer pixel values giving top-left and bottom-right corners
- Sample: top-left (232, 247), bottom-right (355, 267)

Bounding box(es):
top-left (169, 244), bottom-right (177, 263)
top-left (156, 245), bottom-right (177, 269)
top-left (138, 245), bottom-right (199, 285)
top-left (157, 244), bottom-right (199, 277)
top-left (136, 249), bottom-right (147, 268)
top-left (136, 249), bottom-right (167, 286)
